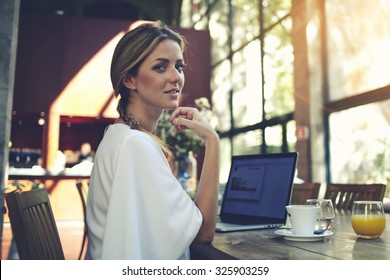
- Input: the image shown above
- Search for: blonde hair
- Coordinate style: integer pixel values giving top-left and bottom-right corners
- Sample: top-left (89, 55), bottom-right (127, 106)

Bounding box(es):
top-left (110, 22), bottom-right (187, 157)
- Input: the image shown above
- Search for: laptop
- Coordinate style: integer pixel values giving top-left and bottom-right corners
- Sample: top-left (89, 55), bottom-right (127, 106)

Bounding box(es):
top-left (216, 152), bottom-right (298, 232)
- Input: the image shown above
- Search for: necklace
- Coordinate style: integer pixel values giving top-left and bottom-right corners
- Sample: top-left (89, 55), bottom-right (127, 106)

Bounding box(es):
top-left (123, 113), bottom-right (139, 128)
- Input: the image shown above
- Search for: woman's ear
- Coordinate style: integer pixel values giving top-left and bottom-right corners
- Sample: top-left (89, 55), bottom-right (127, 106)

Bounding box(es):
top-left (121, 75), bottom-right (136, 90)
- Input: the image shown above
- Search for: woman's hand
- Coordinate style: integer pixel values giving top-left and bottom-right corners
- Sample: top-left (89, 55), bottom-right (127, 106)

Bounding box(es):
top-left (170, 106), bottom-right (220, 243)
top-left (169, 107), bottom-right (218, 144)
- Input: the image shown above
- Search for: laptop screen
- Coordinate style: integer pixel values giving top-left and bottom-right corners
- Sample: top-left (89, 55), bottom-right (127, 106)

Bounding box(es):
top-left (220, 152), bottom-right (298, 224)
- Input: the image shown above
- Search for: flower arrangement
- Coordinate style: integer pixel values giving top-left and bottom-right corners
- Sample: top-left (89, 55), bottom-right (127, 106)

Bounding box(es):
top-left (156, 97), bottom-right (213, 159)
top-left (157, 113), bottom-right (203, 159)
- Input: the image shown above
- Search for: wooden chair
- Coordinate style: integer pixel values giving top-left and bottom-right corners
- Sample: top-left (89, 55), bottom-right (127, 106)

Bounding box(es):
top-left (5, 188), bottom-right (65, 260)
top-left (290, 182), bottom-right (321, 205)
top-left (324, 183), bottom-right (387, 211)
top-left (76, 181), bottom-right (88, 260)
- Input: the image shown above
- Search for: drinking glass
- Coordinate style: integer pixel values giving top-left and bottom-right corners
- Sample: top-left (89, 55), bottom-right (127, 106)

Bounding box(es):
top-left (351, 201), bottom-right (386, 239)
top-left (306, 199), bottom-right (335, 234)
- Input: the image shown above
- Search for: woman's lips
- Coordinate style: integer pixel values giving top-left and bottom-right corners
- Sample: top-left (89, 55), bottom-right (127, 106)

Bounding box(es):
top-left (164, 88), bottom-right (179, 94)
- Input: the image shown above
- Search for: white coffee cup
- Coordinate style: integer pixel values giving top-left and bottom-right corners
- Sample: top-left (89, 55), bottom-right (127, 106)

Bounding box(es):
top-left (286, 205), bottom-right (320, 235)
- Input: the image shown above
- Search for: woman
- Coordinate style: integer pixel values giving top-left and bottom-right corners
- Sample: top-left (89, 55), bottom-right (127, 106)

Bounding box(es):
top-left (85, 22), bottom-right (219, 260)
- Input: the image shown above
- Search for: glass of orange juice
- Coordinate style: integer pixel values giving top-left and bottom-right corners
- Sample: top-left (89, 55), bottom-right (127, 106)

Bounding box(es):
top-left (351, 201), bottom-right (386, 239)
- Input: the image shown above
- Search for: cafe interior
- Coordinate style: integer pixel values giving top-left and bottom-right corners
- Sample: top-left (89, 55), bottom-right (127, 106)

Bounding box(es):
top-left (1, 0), bottom-right (389, 260)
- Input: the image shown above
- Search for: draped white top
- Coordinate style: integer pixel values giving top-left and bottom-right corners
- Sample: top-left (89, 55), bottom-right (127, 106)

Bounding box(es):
top-left (85, 124), bottom-right (202, 260)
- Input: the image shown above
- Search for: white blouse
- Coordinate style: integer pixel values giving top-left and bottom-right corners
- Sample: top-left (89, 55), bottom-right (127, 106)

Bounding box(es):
top-left (85, 124), bottom-right (202, 260)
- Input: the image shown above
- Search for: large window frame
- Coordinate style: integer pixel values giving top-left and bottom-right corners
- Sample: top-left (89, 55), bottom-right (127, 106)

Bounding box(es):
top-left (182, 0), bottom-right (296, 181)
top-left (318, 0), bottom-right (390, 188)
top-left (181, 0), bottom-right (389, 193)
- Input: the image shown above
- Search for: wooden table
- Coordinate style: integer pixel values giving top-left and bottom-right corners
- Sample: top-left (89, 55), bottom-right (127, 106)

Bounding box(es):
top-left (190, 212), bottom-right (390, 260)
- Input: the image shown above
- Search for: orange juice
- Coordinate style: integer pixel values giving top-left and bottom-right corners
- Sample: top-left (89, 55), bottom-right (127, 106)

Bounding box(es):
top-left (351, 214), bottom-right (386, 238)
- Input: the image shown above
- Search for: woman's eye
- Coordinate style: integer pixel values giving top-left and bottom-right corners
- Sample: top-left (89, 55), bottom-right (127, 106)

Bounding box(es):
top-left (153, 64), bottom-right (166, 72)
top-left (176, 63), bottom-right (185, 72)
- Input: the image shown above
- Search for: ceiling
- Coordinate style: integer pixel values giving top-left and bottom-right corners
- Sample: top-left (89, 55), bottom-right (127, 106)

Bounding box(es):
top-left (20, 0), bottom-right (184, 26)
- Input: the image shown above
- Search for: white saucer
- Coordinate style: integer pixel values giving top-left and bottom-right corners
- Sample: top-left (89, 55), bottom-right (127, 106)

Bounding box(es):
top-left (274, 229), bottom-right (333, 241)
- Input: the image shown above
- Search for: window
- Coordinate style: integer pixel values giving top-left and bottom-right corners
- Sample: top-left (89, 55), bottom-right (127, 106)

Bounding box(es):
top-left (329, 101), bottom-right (390, 191)
top-left (325, 0), bottom-right (390, 197)
top-left (181, 0), bottom-right (296, 183)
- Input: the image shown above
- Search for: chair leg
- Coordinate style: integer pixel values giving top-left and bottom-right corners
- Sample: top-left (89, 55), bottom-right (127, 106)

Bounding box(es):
top-left (78, 225), bottom-right (88, 260)
top-left (76, 181), bottom-right (88, 259)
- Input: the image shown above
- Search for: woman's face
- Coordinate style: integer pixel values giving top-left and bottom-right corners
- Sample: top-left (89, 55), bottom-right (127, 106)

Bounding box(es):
top-left (127, 39), bottom-right (185, 111)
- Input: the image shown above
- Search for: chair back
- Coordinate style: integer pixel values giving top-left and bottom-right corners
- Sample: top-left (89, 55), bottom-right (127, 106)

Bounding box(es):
top-left (324, 183), bottom-right (386, 211)
top-left (290, 182), bottom-right (321, 205)
top-left (5, 188), bottom-right (65, 260)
